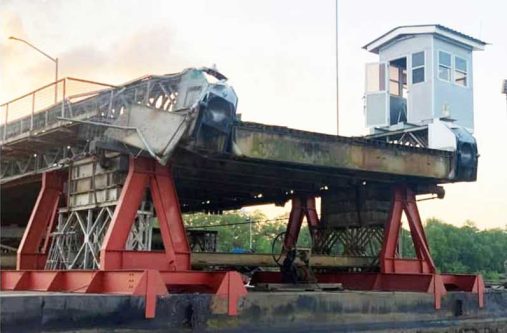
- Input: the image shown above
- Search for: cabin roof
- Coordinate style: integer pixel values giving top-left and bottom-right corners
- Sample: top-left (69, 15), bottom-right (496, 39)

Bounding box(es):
top-left (363, 24), bottom-right (487, 54)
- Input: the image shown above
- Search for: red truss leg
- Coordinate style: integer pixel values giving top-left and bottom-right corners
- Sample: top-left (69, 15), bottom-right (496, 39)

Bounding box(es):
top-left (283, 198), bottom-right (304, 249)
top-left (17, 170), bottom-right (66, 270)
top-left (100, 156), bottom-right (191, 271)
top-left (96, 157), bottom-right (247, 317)
top-left (376, 185), bottom-right (483, 308)
top-left (379, 185), bottom-right (436, 274)
top-left (304, 197), bottom-right (321, 243)
top-left (283, 196), bottom-right (320, 249)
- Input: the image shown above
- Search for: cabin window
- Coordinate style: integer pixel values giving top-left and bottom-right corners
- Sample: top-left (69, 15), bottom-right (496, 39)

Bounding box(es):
top-left (438, 51), bottom-right (452, 81)
top-left (389, 58), bottom-right (407, 97)
top-left (455, 56), bottom-right (468, 86)
top-left (412, 51), bottom-right (425, 84)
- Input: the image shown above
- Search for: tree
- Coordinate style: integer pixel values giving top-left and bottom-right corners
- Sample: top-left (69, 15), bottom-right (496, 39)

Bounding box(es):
top-left (401, 218), bottom-right (507, 281)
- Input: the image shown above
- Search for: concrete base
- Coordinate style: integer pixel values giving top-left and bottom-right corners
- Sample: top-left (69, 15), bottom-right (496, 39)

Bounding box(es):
top-left (1, 290), bottom-right (506, 332)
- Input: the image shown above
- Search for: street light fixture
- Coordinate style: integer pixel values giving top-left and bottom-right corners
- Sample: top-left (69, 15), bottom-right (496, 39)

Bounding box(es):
top-left (9, 36), bottom-right (59, 102)
top-left (503, 80), bottom-right (507, 112)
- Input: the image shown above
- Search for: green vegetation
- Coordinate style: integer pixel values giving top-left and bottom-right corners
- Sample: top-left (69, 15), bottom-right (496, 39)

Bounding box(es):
top-left (401, 218), bottom-right (507, 281)
top-left (184, 212), bottom-right (507, 281)
top-left (184, 210), bottom-right (311, 253)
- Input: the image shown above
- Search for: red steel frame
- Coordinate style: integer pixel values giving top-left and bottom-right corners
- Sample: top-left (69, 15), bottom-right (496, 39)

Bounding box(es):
top-left (3, 157), bottom-right (247, 318)
top-left (100, 157), bottom-right (191, 271)
top-left (380, 186), bottom-right (436, 274)
top-left (17, 170), bottom-right (66, 269)
top-left (254, 186), bottom-right (484, 309)
top-left (283, 196), bottom-right (320, 249)
top-left (2, 156), bottom-right (484, 317)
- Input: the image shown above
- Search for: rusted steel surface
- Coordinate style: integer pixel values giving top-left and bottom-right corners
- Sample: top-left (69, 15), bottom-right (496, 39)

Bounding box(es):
top-left (1, 290), bottom-right (506, 332)
top-left (233, 122), bottom-right (453, 181)
top-left (0, 252), bottom-right (374, 270)
top-left (0, 69), bottom-right (473, 217)
top-left (0, 148), bottom-right (448, 218)
top-left (191, 252), bottom-right (374, 268)
top-left (1, 70), bottom-right (458, 187)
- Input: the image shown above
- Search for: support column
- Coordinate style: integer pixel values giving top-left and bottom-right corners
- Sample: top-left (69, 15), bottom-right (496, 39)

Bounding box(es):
top-left (100, 157), bottom-right (191, 271)
top-left (379, 185), bottom-right (436, 274)
top-left (283, 198), bottom-right (304, 249)
top-left (17, 170), bottom-right (66, 269)
top-left (305, 197), bottom-right (320, 244)
top-left (283, 196), bottom-right (320, 249)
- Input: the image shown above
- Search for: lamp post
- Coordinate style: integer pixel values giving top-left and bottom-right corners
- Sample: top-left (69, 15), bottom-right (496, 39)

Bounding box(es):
top-left (9, 36), bottom-right (59, 103)
top-left (335, 0), bottom-right (339, 135)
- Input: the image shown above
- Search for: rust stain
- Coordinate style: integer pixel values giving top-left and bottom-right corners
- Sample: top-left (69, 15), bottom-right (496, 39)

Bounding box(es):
top-left (237, 130), bottom-right (450, 180)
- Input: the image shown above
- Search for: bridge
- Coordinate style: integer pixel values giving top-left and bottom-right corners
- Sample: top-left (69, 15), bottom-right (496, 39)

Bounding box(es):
top-left (0, 68), bottom-right (484, 320)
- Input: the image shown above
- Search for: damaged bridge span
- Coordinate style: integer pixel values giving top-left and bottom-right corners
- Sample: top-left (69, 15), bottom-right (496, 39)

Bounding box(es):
top-left (1, 65), bottom-right (500, 332)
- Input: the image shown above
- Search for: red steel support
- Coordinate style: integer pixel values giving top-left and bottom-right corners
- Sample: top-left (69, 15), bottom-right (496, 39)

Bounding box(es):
top-left (441, 274), bottom-right (485, 308)
top-left (100, 157), bottom-right (191, 271)
top-left (7, 163), bottom-right (485, 316)
top-left (379, 185), bottom-right (436, 274)
top-left (4, 156), bottom-right (247, 319)
top-left (251, 270), bottom-right (447, 308)
top-left (17, 170), bottom-right (66, 269)
top-left (95, 156), bottom-right (246, 316)
top-left (284, 198), bottom-right (304, 249)
top-left (253, 184), bottom-right (484, 309)
top-left (283, 196), bottom-right (320, 249)
top-left (0, 269), bottom-right (247, 318)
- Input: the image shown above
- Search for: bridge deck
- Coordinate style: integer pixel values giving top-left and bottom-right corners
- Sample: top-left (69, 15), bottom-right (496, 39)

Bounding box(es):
top-left (1, 71), bottom-right (460, 216)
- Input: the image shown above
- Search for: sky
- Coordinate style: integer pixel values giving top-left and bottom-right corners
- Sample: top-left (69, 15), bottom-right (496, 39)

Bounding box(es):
top-left (1, 0), bottom-right (506, 229)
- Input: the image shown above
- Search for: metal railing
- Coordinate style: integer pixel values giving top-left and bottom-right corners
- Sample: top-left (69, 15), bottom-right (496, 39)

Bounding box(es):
top-left (0, 78), bottom-right (115, 141)
top-left (0, 68), bottom-right (223, 181)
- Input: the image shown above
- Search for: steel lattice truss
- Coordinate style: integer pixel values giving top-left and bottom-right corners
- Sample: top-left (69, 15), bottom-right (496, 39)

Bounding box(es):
top-left (1, 143), bottom-right (89, 180)
top-left (313, 226), bottom-right (384, 258)
top-left (46, 204), bottom-right (154, 270)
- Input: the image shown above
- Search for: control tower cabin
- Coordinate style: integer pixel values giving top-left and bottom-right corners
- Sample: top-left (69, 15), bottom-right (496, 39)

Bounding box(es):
top-left (363, 25), bottom-right (485, 150)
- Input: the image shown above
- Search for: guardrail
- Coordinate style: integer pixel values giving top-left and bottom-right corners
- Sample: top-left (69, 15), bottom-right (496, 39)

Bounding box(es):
top-left (0, 78), bottom-right (115, 141)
